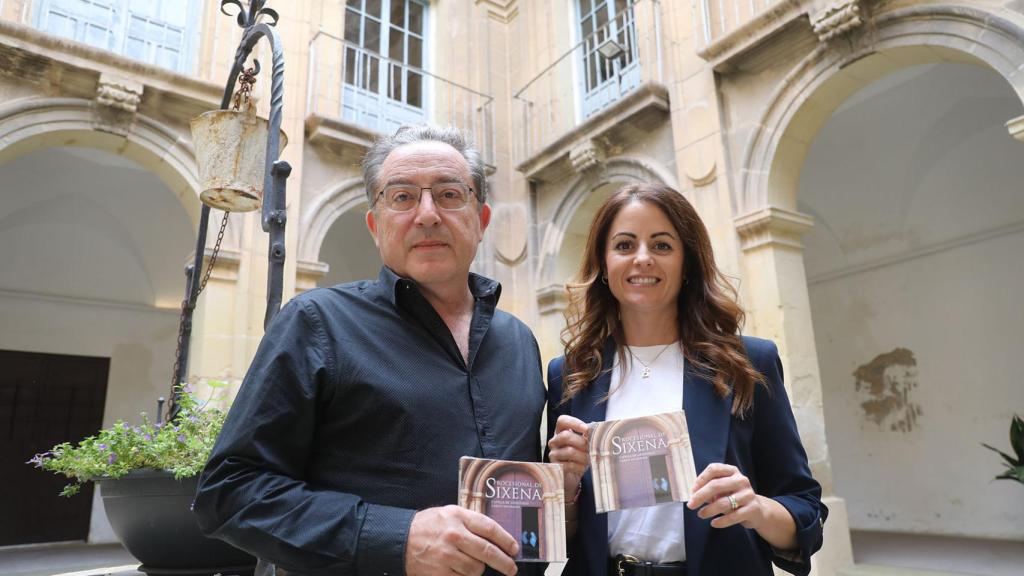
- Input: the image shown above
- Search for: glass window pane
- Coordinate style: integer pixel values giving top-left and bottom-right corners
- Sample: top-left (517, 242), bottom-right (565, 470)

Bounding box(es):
top-left (594, 6), bottom-right (609, 31)
top-left (408, 2), bottom-right (424, 35)
top-left (587, 55), bottom-right (598, 90)
top-left (344, 46), bottom-right (357, 85)
top-left (125, 36), bottom-right (145, 59)
top-left (390, 64), bottom-right (402, 100)
top-left (391, 0), bottom-right (407, 28)
top-left (615, 0), bottom-right (629, 15)
top-left (85, 23), bottom-right (108, 48)
top-left (581, 15), bottom-right (593, 39)
top-left (159, 47), bottom-right (179, 69)
top-left (166, 28), bottom-right (183, 49)
top-left (366, 53), bottom-right (379, 92)
top-left (47, 12), bottom-right (76, 38)
top-left (366, 0), bottom-right (382, 18)
top-left (162, 2), bottom-right (188, 27)
top-left (364, 19), bottom-right (380, 52)
top-left (389, 27), bottom-right (404, 61)
top-left (407, 72), bottom-right (422, 108)
top-left (579, 0), bottom-right (592, 16)
top-left (344, 9), bottom-right (361, 43)
top-left (346, 0), bottom-right (361, 8)
top-left (408, 35), bottom-right (422, 68)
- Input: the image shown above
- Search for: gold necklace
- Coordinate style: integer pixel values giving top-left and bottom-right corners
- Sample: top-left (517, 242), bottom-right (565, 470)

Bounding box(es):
top-left (626, 343), bottom-right (675, 379)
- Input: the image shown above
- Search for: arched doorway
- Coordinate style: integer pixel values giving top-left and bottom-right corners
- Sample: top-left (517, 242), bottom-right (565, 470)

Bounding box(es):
top-left (534, 156), bottom-right (676, 361)
top-left (0, 145), bottom-right (195, 545)
top-left (319, 203), bottom-right (381, 287)
top-left (799, 62), bottom-right (1024, 571)
top-left (299, 179), bottom-right (381, 289)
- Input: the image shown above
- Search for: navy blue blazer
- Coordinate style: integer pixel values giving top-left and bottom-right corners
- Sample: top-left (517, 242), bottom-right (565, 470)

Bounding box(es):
top-left (546, 336), bottom-right (826, 576)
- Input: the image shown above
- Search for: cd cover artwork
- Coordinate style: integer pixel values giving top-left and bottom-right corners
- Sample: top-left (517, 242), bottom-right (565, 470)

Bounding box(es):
top-left (588, 411), bottom-right (698, 513)
top-left (458, 457), bottom-right (567, 562)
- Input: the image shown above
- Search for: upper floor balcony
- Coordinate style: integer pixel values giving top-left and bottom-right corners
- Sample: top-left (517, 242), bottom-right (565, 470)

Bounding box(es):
top-left (306, 28), bottom-right (496, 166)
top-left (695, 0), bottom-right (854, 71)
top-left (15, 0), bottom-right (203, 75)
top-left (512, 0), bottom-right (667, 175)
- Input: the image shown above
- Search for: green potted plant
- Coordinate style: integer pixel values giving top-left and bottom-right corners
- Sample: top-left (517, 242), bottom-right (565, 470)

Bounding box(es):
top-left (28, 381), bottom-right (255, 576)
top-left (982, 414), bottom-right (1024, 485)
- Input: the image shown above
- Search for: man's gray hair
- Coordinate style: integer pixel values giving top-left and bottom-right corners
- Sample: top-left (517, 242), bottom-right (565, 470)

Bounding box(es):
top-left (362, 124), bottom-right (487, 207)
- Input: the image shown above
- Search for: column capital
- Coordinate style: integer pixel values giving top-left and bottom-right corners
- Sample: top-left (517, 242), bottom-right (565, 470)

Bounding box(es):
top-left (734, 206), bottom-right (814, 252)
top-left (1007, 115), bottom-right (1024, 143)
top-left (536, 283), bottom-right (569, 316)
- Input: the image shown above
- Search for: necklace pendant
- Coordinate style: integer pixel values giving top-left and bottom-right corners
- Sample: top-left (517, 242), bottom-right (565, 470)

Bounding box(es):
top-left (641, 367), bottom-right (651, 378)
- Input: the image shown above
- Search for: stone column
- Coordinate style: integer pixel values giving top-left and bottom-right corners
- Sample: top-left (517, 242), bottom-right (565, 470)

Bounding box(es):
top-left (734, 206), bottom-right (853, 575)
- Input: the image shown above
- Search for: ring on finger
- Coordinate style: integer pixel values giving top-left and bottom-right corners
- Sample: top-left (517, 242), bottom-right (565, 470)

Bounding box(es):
top-left (727, 494), bottom-right (739, 511)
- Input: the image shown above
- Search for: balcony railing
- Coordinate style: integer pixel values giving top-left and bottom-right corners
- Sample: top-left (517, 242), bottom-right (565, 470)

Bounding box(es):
top-left (696, 0), bottom-right (783, 46)
top-left (307, 31), bottom-right (495, 165)
top-left (512, 0), bottom-right (663, 165)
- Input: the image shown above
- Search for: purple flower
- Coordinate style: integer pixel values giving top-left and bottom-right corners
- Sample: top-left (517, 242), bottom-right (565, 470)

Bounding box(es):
top-left (97, 443), bottom-right (108, 451)
top-left (177, 434), bottom-right (186, 443)
top-left (107, 453), bottom-right (117, 465)
top-left (26, 453), bottom-right (47, 468)
top-left (143, 434), bottom-right (153, 442)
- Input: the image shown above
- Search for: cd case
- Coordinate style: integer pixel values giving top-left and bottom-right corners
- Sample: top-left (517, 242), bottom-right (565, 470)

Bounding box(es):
top-left (458, 457), bottom-right (567, 562)
top-left (588, 410), bottom-right (698, 513)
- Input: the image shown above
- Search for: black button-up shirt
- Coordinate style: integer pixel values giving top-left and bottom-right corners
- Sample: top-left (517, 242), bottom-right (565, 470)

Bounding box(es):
top-left (194, 267), bottom-right (547, 576)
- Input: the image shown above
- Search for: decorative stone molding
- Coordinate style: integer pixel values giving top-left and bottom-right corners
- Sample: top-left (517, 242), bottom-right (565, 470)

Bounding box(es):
top-left (296, 260), bottom-right (330, 293)
top-left (93, 73), bottom-right (143, 136)
top-left (1007, 115), bottom-right (1024, 143)
top-left (536, 283), bottom-right (569, 316)
top-left (490, 204), bottom-right (528, 265)
top-left (811, 0), bottom-right (864, 43)
top-left (569, 139), bottom-right (605, 174)
top-left (734, 207), bottom-right (813, 252)
top-left (475, 0), bottom-right (518, 23)
top-left (186, 248), bottom-right (242, 284)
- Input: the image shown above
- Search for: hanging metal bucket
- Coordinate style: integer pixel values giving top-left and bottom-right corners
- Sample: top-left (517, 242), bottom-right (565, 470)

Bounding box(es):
top-left (190, 102), bottom-right (287, 213)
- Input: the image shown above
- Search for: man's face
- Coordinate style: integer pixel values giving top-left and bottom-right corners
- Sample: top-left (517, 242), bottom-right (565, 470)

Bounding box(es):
top-left (366, 141), bottom-right (490, 290)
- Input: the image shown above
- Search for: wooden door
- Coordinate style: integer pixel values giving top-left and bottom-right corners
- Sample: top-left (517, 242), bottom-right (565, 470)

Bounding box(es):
top-left (0, 350), bottom-right (109, 545)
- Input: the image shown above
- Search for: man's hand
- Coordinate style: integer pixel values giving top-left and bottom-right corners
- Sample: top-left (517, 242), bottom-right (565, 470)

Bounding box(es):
top-left (405, 505), bottom-right (519, 576)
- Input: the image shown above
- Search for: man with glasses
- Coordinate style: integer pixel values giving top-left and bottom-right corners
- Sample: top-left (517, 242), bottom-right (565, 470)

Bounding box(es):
top-left (194, 125), bottom-right (546, 576)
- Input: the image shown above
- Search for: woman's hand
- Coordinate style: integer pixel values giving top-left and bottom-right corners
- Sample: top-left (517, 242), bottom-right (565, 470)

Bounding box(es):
top-left (686, 463), bottom-right (797, 550)
top-left (546, 415), bottom-right (591, 496)
top-left (687, 463), bottom-right (767, 530)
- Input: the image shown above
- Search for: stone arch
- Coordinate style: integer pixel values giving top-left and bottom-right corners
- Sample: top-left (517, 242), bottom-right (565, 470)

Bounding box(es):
top-left (738, 3), bottom-right (1024, 218)
top-left (0, 97), bottom-right (202, 228)
top-left (297, 177), bottom-right (367, 263)
top-left (535, 155), bottom-right (678, 289)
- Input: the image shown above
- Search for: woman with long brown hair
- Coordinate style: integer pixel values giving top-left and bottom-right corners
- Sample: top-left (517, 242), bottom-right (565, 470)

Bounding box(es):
top-left (546, 183), bottom-right (826, 576)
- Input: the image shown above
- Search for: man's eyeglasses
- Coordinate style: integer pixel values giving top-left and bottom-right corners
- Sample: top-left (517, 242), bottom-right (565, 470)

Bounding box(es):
top-left (373, 183), bottom-right (475, 212)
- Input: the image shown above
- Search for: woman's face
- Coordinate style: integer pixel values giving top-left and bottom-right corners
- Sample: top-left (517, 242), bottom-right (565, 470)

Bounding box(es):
top-left (604, 200), bottom-right (685, 320)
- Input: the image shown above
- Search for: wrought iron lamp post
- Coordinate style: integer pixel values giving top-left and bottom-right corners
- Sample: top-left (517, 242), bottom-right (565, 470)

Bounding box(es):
top-left (167, 0), bottom-right (289, 419)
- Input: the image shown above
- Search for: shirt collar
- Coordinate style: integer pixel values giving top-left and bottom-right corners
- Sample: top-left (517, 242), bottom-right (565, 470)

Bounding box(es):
top-left (375, 266), bottom-right (501, 308)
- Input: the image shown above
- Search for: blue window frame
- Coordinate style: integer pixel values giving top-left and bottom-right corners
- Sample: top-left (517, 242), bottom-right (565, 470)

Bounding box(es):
top-left (36, 0), bottom-right (198, 74)
top-left (342, 0), bottom-right (428, 133)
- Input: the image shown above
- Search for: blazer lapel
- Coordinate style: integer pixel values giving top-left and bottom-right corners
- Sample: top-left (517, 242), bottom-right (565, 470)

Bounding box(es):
top-left (574, 339), bottom-right (615, 575)
top-left (683, 361), bottom-right (732, 576)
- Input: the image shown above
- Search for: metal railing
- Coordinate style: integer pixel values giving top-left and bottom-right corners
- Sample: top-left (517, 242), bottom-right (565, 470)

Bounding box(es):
top-left (695, 0), bottom-right (782, 46)
top-left (307, 31), bottom-right (495, 165)
top-left (512, 0), bottom-right (662, 165)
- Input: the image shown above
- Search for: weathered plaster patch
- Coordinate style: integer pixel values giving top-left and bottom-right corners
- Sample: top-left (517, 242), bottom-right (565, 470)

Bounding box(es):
top-left (853, 348), bottom-right (922, 432)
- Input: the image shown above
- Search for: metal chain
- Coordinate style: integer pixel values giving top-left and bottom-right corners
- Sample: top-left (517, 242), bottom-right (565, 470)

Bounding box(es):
top-left (167, 211), bottom-right (230, 420)
top-left (232, 65), bottom-right (258, 111)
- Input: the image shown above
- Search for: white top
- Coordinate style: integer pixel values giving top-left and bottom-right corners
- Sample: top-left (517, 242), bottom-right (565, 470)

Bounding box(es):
top-left (605, 342), bottom-right (687, 563)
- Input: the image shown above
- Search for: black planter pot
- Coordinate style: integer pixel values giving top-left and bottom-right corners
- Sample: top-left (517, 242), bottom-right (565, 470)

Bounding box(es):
top-left (100, 469), bottom-right (256, 576)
